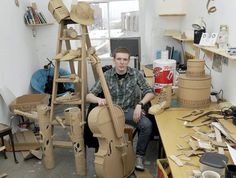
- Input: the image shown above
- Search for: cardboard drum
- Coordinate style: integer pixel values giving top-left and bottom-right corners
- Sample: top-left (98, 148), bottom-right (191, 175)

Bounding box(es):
top-left (177, 74), bottom-right (211, 108)
top-left (186, 59), bottom-right (205, 77)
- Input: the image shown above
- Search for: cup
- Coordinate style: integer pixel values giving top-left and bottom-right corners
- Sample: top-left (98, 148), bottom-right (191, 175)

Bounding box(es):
top-left (225, 164), bottom-right (236, 178)
top-left (202, 170), bottom-right (220, 178)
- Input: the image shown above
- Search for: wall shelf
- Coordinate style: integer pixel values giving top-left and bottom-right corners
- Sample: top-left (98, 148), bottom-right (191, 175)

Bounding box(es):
top-left (26, 23), bottom-right (53, 27)
top-left (194, 44), bottom-right (236, 60)
top-left (26, 23), bottom-right (53, 37)
top-left (170, 35), bottom-right (193, 42)
top-left (159, 13), bottom-right (186, 16)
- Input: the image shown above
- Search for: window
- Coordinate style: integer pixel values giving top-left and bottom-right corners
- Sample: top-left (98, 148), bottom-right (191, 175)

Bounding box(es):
top-left (82, 0), bottom-right (140, 58)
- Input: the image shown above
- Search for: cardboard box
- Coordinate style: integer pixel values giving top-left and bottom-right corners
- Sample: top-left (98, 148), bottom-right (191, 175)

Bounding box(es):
top-left (10, 94), bottom-right (49, 112)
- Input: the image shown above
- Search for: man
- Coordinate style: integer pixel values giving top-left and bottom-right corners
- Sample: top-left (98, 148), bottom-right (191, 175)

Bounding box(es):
top-left (86, 47), bottom-right (155, 171)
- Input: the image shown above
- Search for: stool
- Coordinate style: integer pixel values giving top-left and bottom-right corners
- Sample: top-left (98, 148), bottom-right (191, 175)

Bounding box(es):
top-left (0, 123), bottom-right (18, 163)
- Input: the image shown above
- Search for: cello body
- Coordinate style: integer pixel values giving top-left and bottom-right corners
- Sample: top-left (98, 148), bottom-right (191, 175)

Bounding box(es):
top-left (88, 105), bottom-right (135, 178)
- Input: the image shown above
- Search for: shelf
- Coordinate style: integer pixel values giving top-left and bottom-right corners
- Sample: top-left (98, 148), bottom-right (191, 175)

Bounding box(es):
top-left (26, 23), bottom-right (53, 27)
top-left (194, 44), bottom-right (236, 60)
top-left (26, 23), bottom-right (54, 37)
top-left (159, 13), bottom-right (186, 16)
top-left (170, 35), bottom-right (193, 42)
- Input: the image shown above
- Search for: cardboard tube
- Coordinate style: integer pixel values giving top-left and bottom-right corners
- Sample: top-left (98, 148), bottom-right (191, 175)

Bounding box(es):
top-left (64, 107), bottom-right (86, 176)
top-left (37, 105), bottom-right (55, 169)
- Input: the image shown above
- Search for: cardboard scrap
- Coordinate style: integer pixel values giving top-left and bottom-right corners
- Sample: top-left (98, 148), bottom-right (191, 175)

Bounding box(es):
top-left (212, 122), bottom-right (236, 143)
top-left (14, 130), bottom-right (42, 160)
top-left (0, 146), bottom-right (6, 152)
top-left (182, 150), bottom-right (204, 157)
top-left (188, 139), bottom-right (199, 150)
top-left (0, 173), bottom-right (7, 178)
top-left (169, 155), bottom-right (184, 166)
top-left (227, 143), bottom-right (236, 165)
top-left (198, 140), bottom-right (213, 150)
top-left (5, 142), bottom-right (40, 152)
top-left (214, 126), bottom-right (224, 154)
top-left (184, 121), bottom-right (211, 127)
top-left (177, 110), bottom-right (221, 122)
top-left (30, 149), bottom-right (43, 159)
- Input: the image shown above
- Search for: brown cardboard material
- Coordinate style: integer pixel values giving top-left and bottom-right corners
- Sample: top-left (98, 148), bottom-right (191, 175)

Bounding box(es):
top-left (37, 105), bottom-right (54, 169)
top-left (186, 59), bottom-right (205, 77)
top-left (10, 94), bottom-right (49, 112)
top-left (177, 59), bottom-right (211, 108)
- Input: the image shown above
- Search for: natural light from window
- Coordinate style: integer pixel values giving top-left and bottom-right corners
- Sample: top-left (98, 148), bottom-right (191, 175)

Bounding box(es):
top-left (80, 0), bottom-right (140, 58)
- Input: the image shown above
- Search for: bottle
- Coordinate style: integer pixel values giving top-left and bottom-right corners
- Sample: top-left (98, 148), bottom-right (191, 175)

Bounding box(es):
top-left (217, 25), bottom-right (229, 50)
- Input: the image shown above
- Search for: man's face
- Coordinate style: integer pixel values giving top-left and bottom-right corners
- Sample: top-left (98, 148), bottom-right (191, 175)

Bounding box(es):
top-left (113, 52), bottom-right (130, 74)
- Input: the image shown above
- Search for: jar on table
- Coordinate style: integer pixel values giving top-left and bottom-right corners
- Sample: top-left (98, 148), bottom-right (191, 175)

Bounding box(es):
top-left (217, 25), bottom-right (229, 50)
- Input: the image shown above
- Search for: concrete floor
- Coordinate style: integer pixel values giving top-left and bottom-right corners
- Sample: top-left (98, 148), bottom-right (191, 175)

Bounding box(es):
top-left (0, 127), bottom-right (159, 178)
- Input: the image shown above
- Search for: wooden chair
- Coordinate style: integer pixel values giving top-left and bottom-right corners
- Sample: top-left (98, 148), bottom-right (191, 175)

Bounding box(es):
top-left (0, 123), bottom-right (18, 163)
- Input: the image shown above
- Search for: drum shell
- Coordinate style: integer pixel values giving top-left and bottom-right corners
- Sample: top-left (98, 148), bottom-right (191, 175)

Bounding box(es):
top-left (186, 59), bottom-right (205, 77)
top-left (177, 74), bottom-right (211, 108)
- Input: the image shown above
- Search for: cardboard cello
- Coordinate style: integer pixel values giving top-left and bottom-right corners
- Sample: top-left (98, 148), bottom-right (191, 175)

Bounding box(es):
top-left (87, 48), bottom-right (135, 178)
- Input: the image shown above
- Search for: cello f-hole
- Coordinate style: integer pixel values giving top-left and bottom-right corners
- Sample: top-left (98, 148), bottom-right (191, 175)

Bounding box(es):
top-left (108, 140), bottom-right (113, 156)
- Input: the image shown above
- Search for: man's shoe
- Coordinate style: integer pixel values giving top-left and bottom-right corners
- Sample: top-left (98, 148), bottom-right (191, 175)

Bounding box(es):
top-left (135, 155), bottom-right (144, 171)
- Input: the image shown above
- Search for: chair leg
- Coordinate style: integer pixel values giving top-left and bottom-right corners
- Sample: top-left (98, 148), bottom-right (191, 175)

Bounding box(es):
top-left (9, 132), bottom-right (18, 163)
top-left (1, 137), bottom-right (7, 159)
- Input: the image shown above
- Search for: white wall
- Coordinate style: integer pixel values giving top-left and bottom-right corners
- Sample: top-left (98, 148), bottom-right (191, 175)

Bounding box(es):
top-left (0, 0), bottom-right (40, 124)
top-left (140, 0), bottom-right (185, 64)
top-left (142, 0), bottom-right (236, 105)
top-left (178, 0), bottom-right (236, 105)
top-left (1, 0), bottom-right (236, 124)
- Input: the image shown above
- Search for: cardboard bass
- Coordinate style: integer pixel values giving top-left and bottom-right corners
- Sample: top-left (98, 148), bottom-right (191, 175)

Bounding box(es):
top-left (88, 48), bottom-right (135, 178)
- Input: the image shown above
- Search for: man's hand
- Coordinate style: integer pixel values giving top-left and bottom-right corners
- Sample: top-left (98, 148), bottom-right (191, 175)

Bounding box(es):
top-left (97, 98), bottom-right (106, 106)
top-left (133, 104), bottom-right (142, 123)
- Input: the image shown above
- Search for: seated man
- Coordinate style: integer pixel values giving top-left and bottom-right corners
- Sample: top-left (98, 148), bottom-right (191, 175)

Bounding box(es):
top-left (86, 47), bottom-right (155, 171)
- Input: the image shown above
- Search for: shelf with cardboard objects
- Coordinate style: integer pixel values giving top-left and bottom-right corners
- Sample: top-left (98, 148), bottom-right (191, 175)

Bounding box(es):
top-left (194, 44), bottom-right (236, 60)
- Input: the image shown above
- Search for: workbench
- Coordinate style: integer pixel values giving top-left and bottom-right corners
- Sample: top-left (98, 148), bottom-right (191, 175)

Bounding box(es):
top-left (143, 66), bottom-right (235, 178)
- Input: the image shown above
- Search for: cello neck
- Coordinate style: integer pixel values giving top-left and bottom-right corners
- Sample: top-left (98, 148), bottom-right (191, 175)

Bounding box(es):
top-left (88, 49), bottom-right (123, 138)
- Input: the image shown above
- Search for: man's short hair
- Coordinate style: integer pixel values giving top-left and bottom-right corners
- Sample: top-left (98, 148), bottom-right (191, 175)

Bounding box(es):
top-left (112, 47), bottom-right (131, 59)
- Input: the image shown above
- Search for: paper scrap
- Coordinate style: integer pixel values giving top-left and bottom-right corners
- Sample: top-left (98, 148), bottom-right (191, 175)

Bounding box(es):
top-left (226, 143), bottom-right (236, 165)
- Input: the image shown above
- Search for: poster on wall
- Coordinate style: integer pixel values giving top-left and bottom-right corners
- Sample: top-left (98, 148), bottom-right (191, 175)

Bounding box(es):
top-left (158, 0), bottom-right (186, 15)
